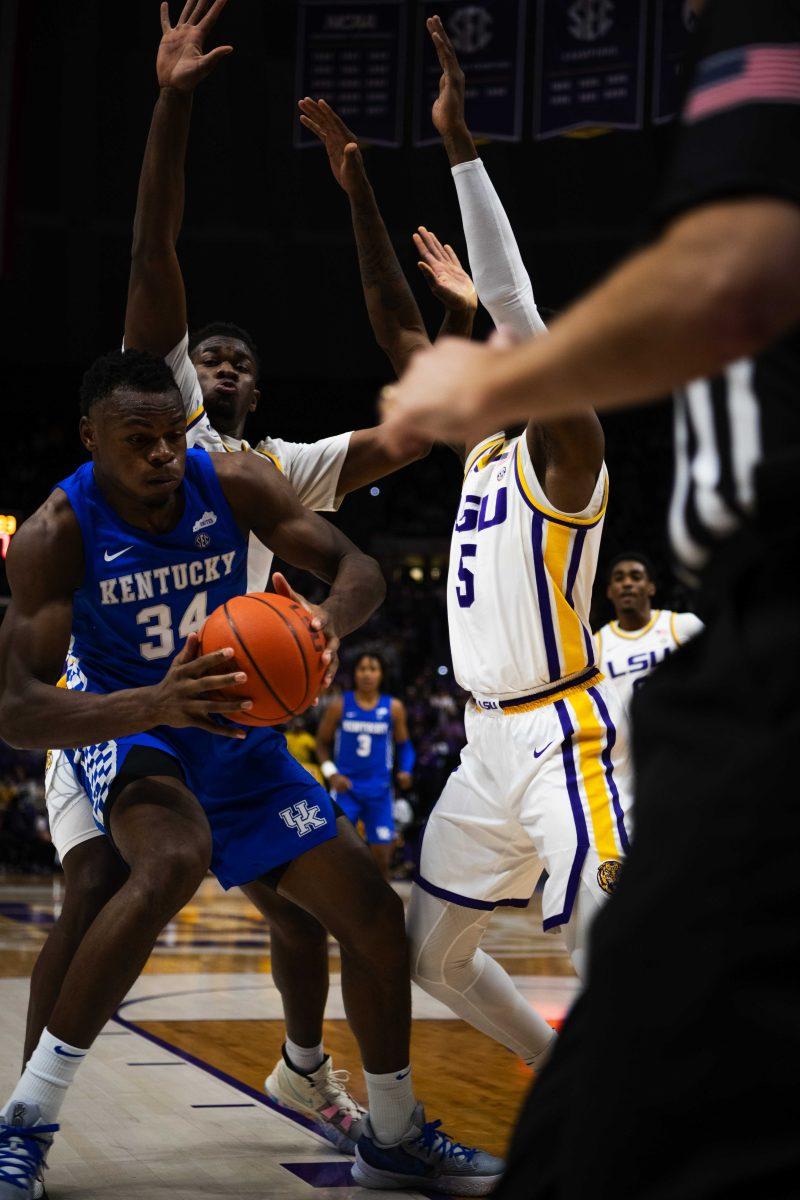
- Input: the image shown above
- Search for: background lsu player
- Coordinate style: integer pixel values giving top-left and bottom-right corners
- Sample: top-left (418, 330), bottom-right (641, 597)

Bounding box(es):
top-left (595, 552), bottom-right (703, 711)
top-left (316, 652), bottom-right (414, 879)
top-left (404, 16), bottom-right (632, 1071)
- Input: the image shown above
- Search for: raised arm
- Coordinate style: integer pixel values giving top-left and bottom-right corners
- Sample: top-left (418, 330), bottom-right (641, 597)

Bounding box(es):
top-left (425, 14), bottom-right (602, 511)
top-left (299, 98), bottom-right (429, 378)
top-left (0, 493), bottom-right (249, 749)
top-left (124, 0), bottom-right (233, 356)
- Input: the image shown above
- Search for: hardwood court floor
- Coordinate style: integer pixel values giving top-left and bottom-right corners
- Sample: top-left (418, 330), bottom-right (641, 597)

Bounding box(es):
top-left (0, 875), bottom-right (578, 1199)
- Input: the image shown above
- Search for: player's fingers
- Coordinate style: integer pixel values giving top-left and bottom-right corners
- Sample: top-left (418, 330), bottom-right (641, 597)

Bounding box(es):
top-left (203, 698), bottom-right (254, 714)
top-left (182, 646), bottom-right (236, 677)
top-left (444, 243), bottom-right (461, 266)
top-left (418, 226), bottom-right (446, 261)
top-left (187, 0), bottom-right (210, 25)
top-left (271, 571), bottom-right (299, 602)
top-left (427, 229), bottom-right (449, 258)
top-left (189, 671), bottom-right (248, 694)
top-left (299, 115), bottom-right (325, 139)
top-left (318, 98), bottom-right (354, 140)
top-left (178, 0), bottom-right (198, 25)
top-left (173, 632), bottom-right (201, 666)
top-left (412, 232), bottom-right (436, 264)
top-left (160, 3), bottom-right (172, 34)
top-left (416, 261), bottom-right (440, 290)
top-left (197, 0), bottom-right (229, 29)
top-left (198, 44), bottom-right (233, 73)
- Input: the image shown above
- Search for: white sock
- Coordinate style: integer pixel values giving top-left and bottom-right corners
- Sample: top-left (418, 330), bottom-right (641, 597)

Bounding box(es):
top-left (363, 1066), bottom-right (416, 1145)
top-left (5, 1028), bottom-right (88, 1125)
top-left (285, 1038), bottom-right (325, 1075)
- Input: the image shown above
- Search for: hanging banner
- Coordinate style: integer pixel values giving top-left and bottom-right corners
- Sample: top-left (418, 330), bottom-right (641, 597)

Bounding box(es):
top-left (652, 0), bottom-right (697, 124)
top-left (295, 0), bottom-right (406, 148)
top-left (533, 0), bottom-right (647, 140)
top-left (413, 0), bottom-right (528, 146)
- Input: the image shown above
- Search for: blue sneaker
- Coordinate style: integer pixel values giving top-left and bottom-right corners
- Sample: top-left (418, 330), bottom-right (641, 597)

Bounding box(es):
top-left (0, 1103), bottom-right (58, 1199)
top-left (352, 1102), bottom-right (505, 1195)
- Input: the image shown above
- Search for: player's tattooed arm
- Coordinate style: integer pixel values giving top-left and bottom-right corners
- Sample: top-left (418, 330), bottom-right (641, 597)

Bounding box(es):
top-left (0, 494), bottom-right (249, 749)
top-left (214, 453), bottom-right (386, 686)
top-left (315, 697), bottom-right (352, 792)
top-left (298, 98), bottom-right (431, 379)
top-left (124, 0), bottom-right (233, 357)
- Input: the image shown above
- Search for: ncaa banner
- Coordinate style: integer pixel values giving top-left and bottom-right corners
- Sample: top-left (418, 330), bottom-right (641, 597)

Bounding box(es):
top-left (652, 0), bottom-right (697, 124)
top-left (534, 0), bottom-right (647, 140)
top-left (413, 0), bottom-right (528, 146)
top-left (295, 0), bottom-right (407, 148)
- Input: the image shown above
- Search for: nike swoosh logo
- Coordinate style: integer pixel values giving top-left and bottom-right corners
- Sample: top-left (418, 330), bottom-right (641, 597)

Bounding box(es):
top-left (54, 1046), bottom-right (86, 1058)
top-left (104, 546), bottom-right (133, 563)
top-left (395, 1068), bottom-right (411, 1080)
top-left (533, 743), bottom-right (553, 759)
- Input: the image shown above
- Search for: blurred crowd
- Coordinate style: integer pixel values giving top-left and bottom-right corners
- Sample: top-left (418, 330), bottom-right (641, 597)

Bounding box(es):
top-left (0, 745), bottom-right (53, 874)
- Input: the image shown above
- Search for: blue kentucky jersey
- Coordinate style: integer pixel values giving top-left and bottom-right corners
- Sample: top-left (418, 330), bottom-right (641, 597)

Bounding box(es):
top-left (57, 448), bottom-right (248, 695)
top-left (335, 691), bottom-right (393, 788)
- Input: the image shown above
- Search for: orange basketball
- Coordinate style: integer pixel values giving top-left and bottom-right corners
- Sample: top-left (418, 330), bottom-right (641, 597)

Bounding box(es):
top-left (199, 592), bottom-right (327, 726)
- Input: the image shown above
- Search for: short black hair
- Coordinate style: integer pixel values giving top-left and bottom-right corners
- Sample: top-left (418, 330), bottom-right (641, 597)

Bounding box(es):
top-left (354, 649), bottom-right (388, 680)
top-left (79, 349), bottom-right (180, 417)
top-left (606, 551), bottom-right (657, 585)
top-left (189, 322), bottom-right (261, 378)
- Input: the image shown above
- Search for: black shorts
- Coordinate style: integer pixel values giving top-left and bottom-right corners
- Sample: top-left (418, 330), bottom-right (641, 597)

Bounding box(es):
top-left (497, 522), bottom-right (800, 1199)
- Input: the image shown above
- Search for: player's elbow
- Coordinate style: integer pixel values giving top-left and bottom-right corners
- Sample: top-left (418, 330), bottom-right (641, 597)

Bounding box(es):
top-left (0, 694), bottom-right (34, 749)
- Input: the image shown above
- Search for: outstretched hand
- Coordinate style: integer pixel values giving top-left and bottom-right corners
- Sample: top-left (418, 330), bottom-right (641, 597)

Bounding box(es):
top-left (297, 98), bottom-right (368, 195)
top-left (414, 226), bottom-right (477, 315)
top-left (157, 0), bottom-right (233, 93)
top-left (427, 14), bottom-right (467, 137)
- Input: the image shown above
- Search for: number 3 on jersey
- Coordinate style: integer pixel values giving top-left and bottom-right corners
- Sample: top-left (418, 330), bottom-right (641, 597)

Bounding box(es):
top-left (137, 592), bottom-right (208, 660)
top-left (456, 545), bottom-right (477, 609)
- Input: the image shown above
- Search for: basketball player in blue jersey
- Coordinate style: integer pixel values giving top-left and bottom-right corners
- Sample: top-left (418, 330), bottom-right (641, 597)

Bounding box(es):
top-left (21, 0), bottom-right (478, 1169)
top-left (0, 349), bottom-right (502, 1197)
top-left (316, 652), bottom-right (415, 879)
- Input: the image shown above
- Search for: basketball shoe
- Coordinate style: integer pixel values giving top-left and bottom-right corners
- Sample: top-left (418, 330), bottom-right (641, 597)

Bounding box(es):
top-left (353, 1103), bottom-right (505, 1195)
top-left (0, 1103), bottom-right (57, 1200)
top-left (265, 1048), bottom-right (366, 1154)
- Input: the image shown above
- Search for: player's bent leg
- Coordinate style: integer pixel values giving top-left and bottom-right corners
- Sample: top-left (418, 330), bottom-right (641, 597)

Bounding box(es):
top-left (278, 818), bottom-right (504, 1193)
top-left (277, 816), bottom-right (411, 1075)
top-left (240, 880), bottom-right (366, 1156)
top-left (363, 791), bottom-right (396, 882)
top-left (407, 883), bottom-right (555, 1066)
top-left (0, 772), bottom-right (211, 1199)
top-left (22, 837), bottom-right (128, 1067)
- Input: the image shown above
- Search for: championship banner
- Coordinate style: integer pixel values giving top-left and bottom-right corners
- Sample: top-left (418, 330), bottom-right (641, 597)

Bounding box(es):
top-left (652, 0), bottom-right (697, 124)
top-left (533, 0), bottom-right (647, 140)
top-left (295, 0), bottom-right (406, 148)
top-left (413, 0), bottom-right (528, 146)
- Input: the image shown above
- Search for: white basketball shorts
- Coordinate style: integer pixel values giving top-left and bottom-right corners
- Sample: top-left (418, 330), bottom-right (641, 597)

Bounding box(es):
top-left (417, 678), bottom-right (632, 932)
top-left (45, 748), bottom-right (102, 862)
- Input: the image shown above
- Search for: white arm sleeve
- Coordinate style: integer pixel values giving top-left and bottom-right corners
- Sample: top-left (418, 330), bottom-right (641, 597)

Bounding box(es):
top-left (163, 333), bottom-right (225, 452)
top-left (451, 158), bottom-right (547, 340)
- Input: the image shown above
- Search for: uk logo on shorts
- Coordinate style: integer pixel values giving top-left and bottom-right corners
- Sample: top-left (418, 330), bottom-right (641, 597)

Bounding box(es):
top-left (279, 800), bottom-right (327, 837)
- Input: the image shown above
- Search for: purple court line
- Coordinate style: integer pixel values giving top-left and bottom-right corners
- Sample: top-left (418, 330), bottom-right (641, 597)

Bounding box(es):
top-left (191, 1103), bottom-right (257, 1109)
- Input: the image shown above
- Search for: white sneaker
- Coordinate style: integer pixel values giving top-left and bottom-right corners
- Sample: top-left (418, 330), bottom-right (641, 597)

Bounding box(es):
top-left (265, 1048), bottom-right (366, 1154)
top-left (0, 1103), bottom-right (57, 1200)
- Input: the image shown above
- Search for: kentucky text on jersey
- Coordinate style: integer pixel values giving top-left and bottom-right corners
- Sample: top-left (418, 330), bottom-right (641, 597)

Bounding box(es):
top-left (98, 551), bottom-right (237, 606)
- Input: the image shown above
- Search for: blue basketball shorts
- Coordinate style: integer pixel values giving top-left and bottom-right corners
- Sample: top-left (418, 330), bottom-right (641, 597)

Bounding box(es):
top-left (336, 785), bottom-right (395, 844)
top-left (67, 724), bottom-right (338, 890)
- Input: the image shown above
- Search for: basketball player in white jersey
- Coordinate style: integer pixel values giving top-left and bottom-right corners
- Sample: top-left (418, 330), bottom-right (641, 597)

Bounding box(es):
top-left (393, 18), bottom-right (632, 1069)
top-left (28, 1), bottom-right (476, 1170)
top-left (595, 553), bottom-right (703, 711)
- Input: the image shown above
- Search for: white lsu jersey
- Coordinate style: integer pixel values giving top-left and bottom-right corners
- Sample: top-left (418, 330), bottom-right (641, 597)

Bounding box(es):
top-left (595, 609), bottom-right (704, 711)
top-left (166, 332), bottom-right (352, 591)
top-left (448, 432), bottom-right (608, 703)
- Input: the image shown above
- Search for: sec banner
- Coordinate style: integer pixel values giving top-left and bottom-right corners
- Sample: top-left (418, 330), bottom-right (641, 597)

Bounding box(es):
top-left (534, 0), bottom-right (647, 140)
top-left (413, 0), bottom-right (528, 146)
top-left (295, 0), bottom-right (406, 148)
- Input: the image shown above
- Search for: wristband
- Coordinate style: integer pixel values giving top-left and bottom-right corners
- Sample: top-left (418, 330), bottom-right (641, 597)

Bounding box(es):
top-left (321, 760), bottom-right (338, 781)
top-left (397, 740), bottom-right (416, 775)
